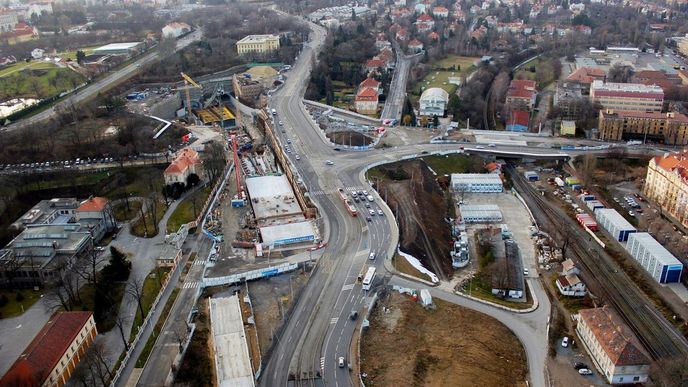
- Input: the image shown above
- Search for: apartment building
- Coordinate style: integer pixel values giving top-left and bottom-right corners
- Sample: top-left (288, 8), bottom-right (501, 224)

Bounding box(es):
top-left (236, 34), bottom-right (280, 55)
top-left (597, 110), bottom-right (688, 145)
top-left (0, 9), bottom-right (18, 32)
top-left (0, 312), bottom-right (97, 387)
top-left (589, 80), bottom-right (664, 112)
top-left (576, 307), bottom-right (650, 384)
top-left (643, 151), bottom-right (688, 228)
top-left (505, 79), bottom-right (537, 111)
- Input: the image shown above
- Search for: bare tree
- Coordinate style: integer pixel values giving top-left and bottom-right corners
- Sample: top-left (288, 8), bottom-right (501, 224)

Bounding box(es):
top-left (111, 310), bottom-right (131, 352)
top-left (126, 275), bottom-right (147, 323)
top-left (84, 341), bottom-right (114, 386)
top-left (579, 154), bottom-right (597, 186)
top-left (651, 356), bottom-right (688, 387)
top-left (172, 323), bottom-right (188, 352)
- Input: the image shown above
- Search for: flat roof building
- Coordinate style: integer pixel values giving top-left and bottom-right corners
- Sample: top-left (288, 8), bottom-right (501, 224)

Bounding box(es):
top-left (451, 173), bottom-right (503, 193)
top-left (245, 175), bottom-right (304, 224)
top-left (459, 204), bottom-right (503, 223)
top-left (236, 34), bottom-right (280, 55)
top-left (259, 221), bottom-right (317, 248)
top-left (92, 42), bottom-right (144, 55)
top-left (209, 296), bottom-right (255, 387)
top-left (625, 232), bottom-right (683, 283)
top-left (576, 307), bottom-right (650, 384)
top-left (595, 208), bottom-right (637, 242)
top-left (590, 80), bottom-right (664, 113)
top-left (11, 198), bottom-right (79, 231)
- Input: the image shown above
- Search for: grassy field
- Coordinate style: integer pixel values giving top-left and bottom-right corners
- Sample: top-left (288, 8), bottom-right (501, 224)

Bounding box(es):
top-left (131, 201), bottom-right (168, 238)
top-left (166, 186), bottom-right (212, 233)
top-left (0, 66), bottom-right (85, 99)
top-left (0, 289), bottom-right (42, 319)
top-left (113, 200), bottom-right (143, 222)
top-left (419, 154), bottom-right (485, 176)
top-left (0, 61), bottom-right (59, 78)
top-left (129, 268), bottom-right (171, 341)
top-left (57, 46), bottom-right (99, 61)
top-left (413, 55), bottom-right (479, 96)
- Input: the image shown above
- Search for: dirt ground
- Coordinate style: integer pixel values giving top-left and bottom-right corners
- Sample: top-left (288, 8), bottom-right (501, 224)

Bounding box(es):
top-left (248, 267), bottom-right (312, 357)
top-left (360, 292), bottom-right (527, 387)
top-left (376, 160), bottom-right (453, 280)
top-left (327, 130), bottom-right (374, 146)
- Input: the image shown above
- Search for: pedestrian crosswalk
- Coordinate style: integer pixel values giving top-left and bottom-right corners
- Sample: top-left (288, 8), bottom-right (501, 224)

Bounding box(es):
top-left (183, 281), bottom-right (199, 289)
top-left (308, 187), bottom-right (364, 197)
top-left (330, 317), bottom-right (339, 324)
top-left (341, 284), bottom-right (354, 291)
top-left (320, 357), bottom-right (325, 370)
top-left (193, 259), bottom-right (206, 266)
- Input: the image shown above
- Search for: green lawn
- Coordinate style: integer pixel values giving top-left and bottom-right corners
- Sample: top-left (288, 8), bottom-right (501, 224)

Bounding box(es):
top-left (0, 289), bottom-right (42, 319)
top-left (0, 61), bottom-right (58, 78)
top-left (129, 268), bottom-right (171, 341)
top-left (166, 186), bottom-right (212, 233)
top-left (420, 154), bottom-right (484, 176)
top-left (22, 171), bottom-right (111, 192)
top-left (413, 55), bottom-right (479, 96)
top-left (57, 46), bottom-right (98, 61)
top-left (0, 67), bottom-right (85, 99)
top-left (113, 200), bottom-right (143, 222)
top-left (131, 201), bottom-right (168, 238)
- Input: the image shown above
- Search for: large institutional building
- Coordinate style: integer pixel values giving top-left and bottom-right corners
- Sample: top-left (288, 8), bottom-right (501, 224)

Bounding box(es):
top-left (589, 80), bottom-right (664, 113)
top-left (236, 34), bottom-right (280, 55)
top-left (0, 311), bottom-right (97, 387)
top-left (643, 151), bottom-right (688, 228)
top-left (597, 110), bottom-right (688, 145)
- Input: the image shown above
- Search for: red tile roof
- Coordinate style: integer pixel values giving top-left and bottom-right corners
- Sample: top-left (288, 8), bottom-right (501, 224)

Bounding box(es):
top-left (365, 59), bottom-right (386, 69)
top-left (578, 307), bottom-right (650, 366)
top-left (0, 312), bottom-right (93, 386)
top-left (417, 14), bottom-right (433, 22)
top-left (164, 148), bottom-right (201, 176)
top-left (566, 67), bottom-right (606, 84)
top-left (509, 110), bottom-right (530, 126)
top-left (77, 196), bottom-right (108, 212)
top-left (359, 78), bottom-right (380, 89)
top-left (356, 87), bottom-right (379, 101)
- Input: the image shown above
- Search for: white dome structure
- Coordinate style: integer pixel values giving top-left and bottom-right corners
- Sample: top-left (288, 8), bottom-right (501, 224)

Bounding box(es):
top-left (419, 87), bottom-right (449, 117)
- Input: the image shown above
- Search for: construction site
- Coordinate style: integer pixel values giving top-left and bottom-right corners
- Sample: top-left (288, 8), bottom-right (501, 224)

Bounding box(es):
top-left (360, 291), bottom-right (528, 386)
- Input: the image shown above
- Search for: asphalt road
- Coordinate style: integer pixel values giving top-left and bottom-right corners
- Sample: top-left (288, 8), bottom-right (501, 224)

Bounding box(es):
top-left (379, 50), bottom-right (410, 122)
top-left (3, 30), bottom-right (202, 132)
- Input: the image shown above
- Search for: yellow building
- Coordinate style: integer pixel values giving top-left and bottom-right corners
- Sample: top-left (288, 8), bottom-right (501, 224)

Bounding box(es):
top-left (597, 110), bottom-right (688, 145)
top-left (236, 34), bottom-right (280, 55)
top-left (560, 120), bottom-right (576, 136)
top-left (644, 151), bottom-right (688, 228)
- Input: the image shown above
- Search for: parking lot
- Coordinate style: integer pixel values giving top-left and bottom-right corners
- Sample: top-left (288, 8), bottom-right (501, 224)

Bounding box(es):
top-left (549, 335), bottom-right (607, 387)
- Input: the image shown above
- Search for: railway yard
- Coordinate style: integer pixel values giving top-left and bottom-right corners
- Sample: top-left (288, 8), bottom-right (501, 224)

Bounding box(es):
top-left (509, 165), bottom-right (688, 361)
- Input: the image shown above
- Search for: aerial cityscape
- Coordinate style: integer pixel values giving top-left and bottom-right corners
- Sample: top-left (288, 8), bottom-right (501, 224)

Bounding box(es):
top-left (0, 0), bottom-right (688, 385)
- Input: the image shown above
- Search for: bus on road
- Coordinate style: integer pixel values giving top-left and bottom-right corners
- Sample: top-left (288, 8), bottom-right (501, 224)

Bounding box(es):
top-left (362, 267), bottom-right (376, 290)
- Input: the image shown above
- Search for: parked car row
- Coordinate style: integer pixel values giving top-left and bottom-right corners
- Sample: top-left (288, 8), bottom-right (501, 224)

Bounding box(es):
top-left (0, 155), bottom-right (147, 174)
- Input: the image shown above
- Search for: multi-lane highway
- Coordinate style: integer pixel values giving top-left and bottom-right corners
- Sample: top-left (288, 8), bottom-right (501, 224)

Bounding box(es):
top-left (3, 30), bottom-right (202, 132)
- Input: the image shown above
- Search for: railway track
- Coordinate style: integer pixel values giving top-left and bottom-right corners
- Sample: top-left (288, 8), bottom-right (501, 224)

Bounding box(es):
top-left (509, 166), bottom-right (688, 360)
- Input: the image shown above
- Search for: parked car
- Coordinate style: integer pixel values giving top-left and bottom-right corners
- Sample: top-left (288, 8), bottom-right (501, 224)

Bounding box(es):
top-left (325, 160), bottom-right (334, 165)
top-left (578, 368), bottom-right (593, 375)
top-left (561, 337), bottom-right (569, 347)
top-left (573, 362), bottom-right (589, 370)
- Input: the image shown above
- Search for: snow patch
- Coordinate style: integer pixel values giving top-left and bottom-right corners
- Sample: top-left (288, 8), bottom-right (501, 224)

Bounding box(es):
top-left (398, 249), bottom-right (439, 284)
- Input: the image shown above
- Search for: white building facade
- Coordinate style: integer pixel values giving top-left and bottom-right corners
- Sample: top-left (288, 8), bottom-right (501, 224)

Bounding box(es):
top-left (451, 173), bottom-right (503, 193)
top-left (419, 87), bottom-right (449, 117)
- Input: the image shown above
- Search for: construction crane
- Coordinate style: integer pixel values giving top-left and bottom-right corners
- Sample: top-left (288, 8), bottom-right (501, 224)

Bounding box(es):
top-left (180, 72), bottom-right (202, 123)
top-left (230, 134), bottom-right (246, 207)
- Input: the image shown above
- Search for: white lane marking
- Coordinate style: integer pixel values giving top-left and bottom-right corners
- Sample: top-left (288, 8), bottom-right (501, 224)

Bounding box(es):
top-left (183, 282), bottom-right (198, 289)
top-left (330, 317), bottom-right (339, 324)
top-left (341, 284), bottom-right (354, 291)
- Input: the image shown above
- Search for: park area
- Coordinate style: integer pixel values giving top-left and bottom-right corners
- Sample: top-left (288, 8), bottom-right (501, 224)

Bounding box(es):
top-left (360, 292), bottom-right (527, 386)
top-left (412, 55), bottom-right (479, 97)
top-left (0, 65), bottom-right (85, 100)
